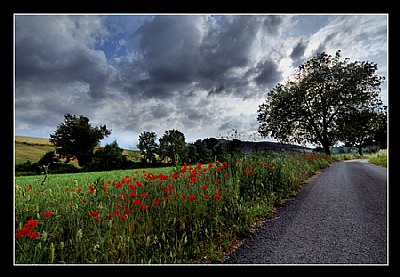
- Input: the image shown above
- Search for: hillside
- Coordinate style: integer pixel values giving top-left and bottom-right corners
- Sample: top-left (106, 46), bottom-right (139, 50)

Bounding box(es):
top-left (14, 136), bottom-right (141, 165)
top-left (15, 136), bottom-right (55, 164)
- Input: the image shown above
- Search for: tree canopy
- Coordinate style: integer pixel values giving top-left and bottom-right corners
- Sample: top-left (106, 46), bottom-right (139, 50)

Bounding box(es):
top-left (257, 50), bottom-right (385, 155)
top-left (49, 113), bottom-right (111, 167)
top-left (159, 129), bottom-right (188, 165)
top-left (137, 131), bottom-right (158, 164)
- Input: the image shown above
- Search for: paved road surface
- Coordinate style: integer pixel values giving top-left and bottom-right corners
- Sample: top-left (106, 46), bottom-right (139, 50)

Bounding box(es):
top-left (223, 159), bottom-right (388, 265)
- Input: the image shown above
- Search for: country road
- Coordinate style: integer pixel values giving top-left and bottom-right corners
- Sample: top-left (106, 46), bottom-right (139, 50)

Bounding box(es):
top-left (222, 159), bottom-right (388, 265)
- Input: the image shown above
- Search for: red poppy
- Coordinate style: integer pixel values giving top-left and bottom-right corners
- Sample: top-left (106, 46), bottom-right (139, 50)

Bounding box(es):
top-left (133, 198), bottom-right (141, 205)
top-left (171, 173), bottom-right (179, 179)
top-left (44, 211), bottom-right (53, 218)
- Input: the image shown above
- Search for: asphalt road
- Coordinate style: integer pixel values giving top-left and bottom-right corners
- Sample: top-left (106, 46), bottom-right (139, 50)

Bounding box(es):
top-left (222, 159), bottom-right (388, 265)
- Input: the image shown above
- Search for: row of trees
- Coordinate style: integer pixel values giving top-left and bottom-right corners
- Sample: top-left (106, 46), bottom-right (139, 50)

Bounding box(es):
top-left (43, 113), bottom-right (241, 173)
top-left (138, 130), bottom-right (243, 166)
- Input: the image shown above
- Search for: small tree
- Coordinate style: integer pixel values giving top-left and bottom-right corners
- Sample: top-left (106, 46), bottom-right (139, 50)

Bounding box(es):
top-left (38, 150), bottom-right (59, 166)
top-left (159, 129), bottom-right (188, 165)
top-left (257, 50), bottom-right (385, 155)
top-left (49, 113), bottom-right (111, 168)
top-left (89, 140), bottom-right (132, 171)
top-left (137, 131), bottom-right (158, 164)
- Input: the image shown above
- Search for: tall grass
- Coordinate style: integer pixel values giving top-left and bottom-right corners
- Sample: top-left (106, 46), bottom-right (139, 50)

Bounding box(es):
top-left (14, 151), bottom-right (333, 264)
top-left (368, 149), bottom-right (387, 167)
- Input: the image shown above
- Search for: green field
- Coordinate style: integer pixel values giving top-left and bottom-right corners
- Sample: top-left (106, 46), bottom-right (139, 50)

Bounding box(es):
top-left (14, 152), bottom-right (334, 264)
top-left (15, 136), bottom-right (141, 165)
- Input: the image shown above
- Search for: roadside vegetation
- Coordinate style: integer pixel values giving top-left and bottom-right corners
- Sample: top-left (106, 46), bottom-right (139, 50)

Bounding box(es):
top-left (333, 149), bottom-right (387, 168)
top-left (367, 149), bottom-right (387, 167)
top-left (15, 151), bottom-right (333, 264)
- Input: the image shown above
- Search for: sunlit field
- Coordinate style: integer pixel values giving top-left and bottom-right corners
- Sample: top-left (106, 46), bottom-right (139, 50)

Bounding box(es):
top-left (15, 152), bottom-right (334, 264)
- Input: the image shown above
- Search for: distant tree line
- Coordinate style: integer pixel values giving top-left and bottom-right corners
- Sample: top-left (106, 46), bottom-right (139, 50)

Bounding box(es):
top-left (137, 130), bottom-right (243, 167)
top-left (16, 114), bottom-right (244, 176)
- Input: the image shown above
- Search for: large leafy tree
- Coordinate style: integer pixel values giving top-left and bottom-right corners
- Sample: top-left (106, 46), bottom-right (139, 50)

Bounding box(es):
top-left (137, 131), bottom-right (159, 164)
top-left (257, 50), bottom-right (385, 155)
top-left (159, 129), bottom-right (188, 165)
top-left (49, 113), bottom-right (111, 167)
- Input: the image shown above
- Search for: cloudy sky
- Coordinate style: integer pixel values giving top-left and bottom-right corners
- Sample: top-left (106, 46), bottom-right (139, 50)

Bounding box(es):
top-left (14, 14), bottom-right (388, 149)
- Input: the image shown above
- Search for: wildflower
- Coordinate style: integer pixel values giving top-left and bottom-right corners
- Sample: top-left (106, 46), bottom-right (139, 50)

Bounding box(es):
top-left (30, 232), bottom-right (40, 239)
top-left (25, 219), bottom-right (38, 229)
top-left (133, 198), bottom-right (141, 205)
top-left (171, 173), bottom-right (179, 179)
top-left (120, 214), bottom-right (127, 221)
top-left (188, 195), bottom-right (196, 201)
top-left (153, 197), bottom-right (161, 205)
top-left (44, 211), bottom-right (53, 218)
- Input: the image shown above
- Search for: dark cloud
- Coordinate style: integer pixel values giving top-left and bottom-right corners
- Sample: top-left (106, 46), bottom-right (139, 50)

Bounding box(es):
top-left (290, 39), bottom-right (306, 58)
top-left (254, 60), bottom-right (281, 86)
top-left (118, 15), bottom-right (284, 99)
top-left (15, 15), bottom-right (114, 99)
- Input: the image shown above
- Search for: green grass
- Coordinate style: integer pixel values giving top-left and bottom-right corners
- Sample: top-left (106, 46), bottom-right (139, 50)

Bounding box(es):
top-left (14, 152), bottom-right (334, 264)
top-left (368, 149), bottom-right (387, 167)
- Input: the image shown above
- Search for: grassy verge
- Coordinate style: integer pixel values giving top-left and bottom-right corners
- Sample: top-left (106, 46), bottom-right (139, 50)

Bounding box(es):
top-left (368, 149), bottom-right (387, 167)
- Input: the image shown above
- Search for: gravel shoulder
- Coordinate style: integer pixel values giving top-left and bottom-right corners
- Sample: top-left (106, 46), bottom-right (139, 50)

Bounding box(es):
top-left (222, 159), bottom-right (388, 265)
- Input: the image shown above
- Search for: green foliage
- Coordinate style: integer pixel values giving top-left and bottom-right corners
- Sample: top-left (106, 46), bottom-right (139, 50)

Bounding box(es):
top-left (159, 129), bottom-right (189, 165)
top-left (137, 131), bottom-right (159, 164)
top-left (38, 151), bottom-right (59, 166)
top-left (368, 149), bottom-right (387, 167)
top-left (257, 50), bottom-right (385, 155)
top-left (15, 152), bottom-right (334, 264)
top-left (88, 140), bottom-right (134, 171)
top-left (337, 106), bottom-right (387, 155)
top-left (49, 113), bottom-right (111, 167)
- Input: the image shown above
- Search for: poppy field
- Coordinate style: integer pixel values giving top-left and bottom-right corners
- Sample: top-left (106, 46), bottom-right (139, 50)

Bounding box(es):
top-left (14, 152), bottom-right (334, 264)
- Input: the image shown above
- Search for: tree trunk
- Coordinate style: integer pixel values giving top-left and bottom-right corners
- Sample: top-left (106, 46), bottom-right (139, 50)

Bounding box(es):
top-left (322, 144), bottom-right (331, 155)
top-left (358, 146), bottom-right (363, 156)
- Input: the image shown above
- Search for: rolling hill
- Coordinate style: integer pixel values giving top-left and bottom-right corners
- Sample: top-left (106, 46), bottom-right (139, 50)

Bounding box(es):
top-left (14, 136), bottom-right (141, 165)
